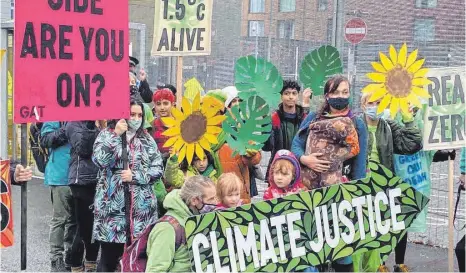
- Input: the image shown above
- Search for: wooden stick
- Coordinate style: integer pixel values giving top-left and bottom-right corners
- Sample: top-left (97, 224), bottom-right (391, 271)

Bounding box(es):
top-left (176, 56), bottom-right (183, 109)
top-left (448, 158), bottom-right (454, 272)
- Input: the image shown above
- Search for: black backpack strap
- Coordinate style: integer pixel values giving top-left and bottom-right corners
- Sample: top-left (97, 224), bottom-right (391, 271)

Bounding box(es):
top-left (121, 133), bottom-right (132, 246)
top-left (454, 185), bottom-right (465, 231)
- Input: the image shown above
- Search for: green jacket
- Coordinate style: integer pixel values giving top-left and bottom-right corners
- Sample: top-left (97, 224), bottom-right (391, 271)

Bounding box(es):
top-left (146, 190), bottom-right (192, 273)
top-left (164, 156), bottom-right (218, 188)
top-left (366, 116), bottom-right (423, 172)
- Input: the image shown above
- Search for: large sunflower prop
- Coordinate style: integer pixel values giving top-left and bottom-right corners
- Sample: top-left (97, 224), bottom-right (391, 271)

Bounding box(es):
top-left (363, 43), bottom-right (432, 118)
top-left (162, 93), bottom-right (225, 165)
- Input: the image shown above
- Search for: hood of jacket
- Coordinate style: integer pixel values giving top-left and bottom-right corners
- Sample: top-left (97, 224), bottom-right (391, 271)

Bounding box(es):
top-left (163, 189), bottom-right (193, 226)
top-left (268, 150), bottom-right (301, 190)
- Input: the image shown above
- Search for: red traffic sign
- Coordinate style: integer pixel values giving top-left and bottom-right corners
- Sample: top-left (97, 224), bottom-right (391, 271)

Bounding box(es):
top-left (345, 18), bottom-right (367, 44)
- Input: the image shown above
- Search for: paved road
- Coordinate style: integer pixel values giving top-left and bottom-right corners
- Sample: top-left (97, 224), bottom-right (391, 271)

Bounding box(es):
top-left (0, 152), bottom-right (464, 272)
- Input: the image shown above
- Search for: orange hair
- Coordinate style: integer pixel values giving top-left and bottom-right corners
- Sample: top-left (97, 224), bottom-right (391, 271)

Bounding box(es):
top-left (273, 159), bottom-right (295, 178)
top-left (216, 173), bottom-right (243, 201)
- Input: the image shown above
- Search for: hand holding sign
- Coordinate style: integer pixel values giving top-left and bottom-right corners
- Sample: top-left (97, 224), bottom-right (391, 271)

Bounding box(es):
top-left (14, 165), bottom-right (32, 183)
top-left (115, 119), bottom-right (128, 136)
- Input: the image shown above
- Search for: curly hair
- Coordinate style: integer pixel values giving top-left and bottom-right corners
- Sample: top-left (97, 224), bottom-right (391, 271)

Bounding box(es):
top-left (281, 80), bottom-right (301, 94)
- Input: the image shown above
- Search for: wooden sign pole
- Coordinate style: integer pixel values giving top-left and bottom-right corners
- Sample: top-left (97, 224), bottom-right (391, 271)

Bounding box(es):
top-left (448, 158), bottom-right (455, 272)
top-left (176, 56), bottom-right (183, 109)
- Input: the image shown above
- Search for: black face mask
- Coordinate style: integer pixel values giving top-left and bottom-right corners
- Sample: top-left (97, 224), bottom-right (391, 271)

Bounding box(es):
top-left (327, 97), bottom-right (350, 110)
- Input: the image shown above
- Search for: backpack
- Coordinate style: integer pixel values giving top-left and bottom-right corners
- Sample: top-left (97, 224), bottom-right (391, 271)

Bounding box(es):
top-left (29, 123), bottom-right (49, 173)
top-left (120, 215), bottom-right (186, 272)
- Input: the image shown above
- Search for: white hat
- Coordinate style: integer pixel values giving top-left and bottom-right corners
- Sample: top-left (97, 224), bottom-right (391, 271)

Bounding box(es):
top-left (222, 86), bottom-right (239, 107)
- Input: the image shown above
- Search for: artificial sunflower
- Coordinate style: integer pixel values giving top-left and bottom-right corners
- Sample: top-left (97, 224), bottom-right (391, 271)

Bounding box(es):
top-left (362, 43), bottom-right (432, 117)
top-left (162, 93), bottom-right (226, 164)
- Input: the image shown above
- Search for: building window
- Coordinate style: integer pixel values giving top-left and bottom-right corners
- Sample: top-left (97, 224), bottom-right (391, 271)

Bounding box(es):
top-left (279, 0), bottom-right (295, 12)
top-left (414, 18), bottom-right (435, 42)
top-left (318, 0), bottom-right (328, 11)
top-left (415, 0), bottom-right (437, 8)
top-left (277, 20), bottom-right (295, 39)
top-left (10, 0), bottom-right (14, 19)
top-left (249, 0), bottom-right (265, 13)
top-left (249, 21), bottom-right (265, 37)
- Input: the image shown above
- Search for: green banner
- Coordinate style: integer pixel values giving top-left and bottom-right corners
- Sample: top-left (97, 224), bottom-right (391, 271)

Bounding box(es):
top-left (185, 162), bottom-right (429, 272)
top-left (423, 67), bottom-right (465, 150)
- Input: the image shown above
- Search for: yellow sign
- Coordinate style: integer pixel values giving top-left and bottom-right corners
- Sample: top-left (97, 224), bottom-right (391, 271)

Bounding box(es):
top-left (151, 0), bottom-right (212, 56)
top-left (0, 49), bottom-right (5, 66)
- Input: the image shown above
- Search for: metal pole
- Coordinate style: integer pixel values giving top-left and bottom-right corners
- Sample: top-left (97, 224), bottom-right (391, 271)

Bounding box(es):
top-left (294, 46), bottom-right (299, 81)
top-left (331, 0), bottom-right (338, 47)
top-left (448, 159), bottom-right (455, 272)
top-left (20, 124), bottom-right (28, 270)
top-left (266, 0), bottom-right (273, 61)
top-left (335, 0), bottom-right (345, 52)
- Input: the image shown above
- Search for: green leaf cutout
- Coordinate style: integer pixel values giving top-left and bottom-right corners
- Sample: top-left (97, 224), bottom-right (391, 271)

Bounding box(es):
top-left (235, 56), bottom-right (283, 109)
top-left (299, 45), bottom-right (343, 96)
top-left (222, 96), bottom-right (272, 156)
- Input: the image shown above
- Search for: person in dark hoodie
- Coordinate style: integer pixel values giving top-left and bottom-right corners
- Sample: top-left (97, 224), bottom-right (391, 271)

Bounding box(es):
top-left (65, 120), bottom-right (103, 272)
top-left (263, 80), bottom-right (311, 181)
top-left (263, 150), bottom-right (306, 200)
top-left (130, 56), bottom-right (153, 103)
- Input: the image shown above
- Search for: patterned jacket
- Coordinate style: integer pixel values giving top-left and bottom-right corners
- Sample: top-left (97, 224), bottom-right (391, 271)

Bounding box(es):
top-left (92, 129), bottom-right (163, 243)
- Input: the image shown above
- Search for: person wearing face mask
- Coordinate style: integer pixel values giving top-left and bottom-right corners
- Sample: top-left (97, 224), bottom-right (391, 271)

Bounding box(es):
top-left (146, 175), bottom-right (217, 272)
top-left (356, 93), bottom-right (423, 273)
top-left (291, 75), bottom-right (368, 272)
top-left (92, 99), bottom-right (163, 272)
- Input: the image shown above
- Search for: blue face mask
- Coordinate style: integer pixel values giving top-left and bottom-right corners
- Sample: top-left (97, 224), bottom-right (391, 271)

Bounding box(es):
top-left (365, 106), bottom-right (383, 120)
top-left (327, 97), bottom-right (350, 110)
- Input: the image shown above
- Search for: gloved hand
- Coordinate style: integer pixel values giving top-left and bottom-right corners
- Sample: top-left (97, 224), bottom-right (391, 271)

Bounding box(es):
top-left (245, 149), bottom-right (258, 157)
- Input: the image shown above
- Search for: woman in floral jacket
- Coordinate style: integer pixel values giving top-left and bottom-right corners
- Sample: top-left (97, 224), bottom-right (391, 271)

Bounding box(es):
top-left (92, 99), bottom-right (163, 272)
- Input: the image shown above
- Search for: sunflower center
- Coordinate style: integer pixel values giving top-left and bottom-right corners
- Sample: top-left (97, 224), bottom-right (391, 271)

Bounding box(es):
top-left (181, 111), bottom-right (207, 143)
top-left (386, 66), bottom-right (413, 98)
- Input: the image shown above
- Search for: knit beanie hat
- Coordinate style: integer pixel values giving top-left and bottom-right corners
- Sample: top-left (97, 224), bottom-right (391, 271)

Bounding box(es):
top-left (202, 89), bottom-right (228, 112)
top-left (153, 88), bottom-right (176, 104)
top-left (222, 86), bottom-right (239, 108)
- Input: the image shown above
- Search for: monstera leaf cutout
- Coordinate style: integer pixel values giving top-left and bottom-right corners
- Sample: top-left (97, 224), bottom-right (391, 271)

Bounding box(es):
top-left (222, 96), bottom-right (272, 156)
top-left (235, 56), bottom-right (283, 109)
top-left (299, 45), bottom-right (343, 96)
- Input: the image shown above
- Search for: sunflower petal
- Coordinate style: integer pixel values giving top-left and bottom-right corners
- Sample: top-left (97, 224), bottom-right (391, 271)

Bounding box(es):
top-left (192, 92), bottom-right (201, 112)
top-left (163, 136), bottom-right (179, 148)
top-left (369, 88), bottom-right (388, 102)
top-left (367, 73), bottom-right (386, 83)
top-left (199, 137), bottom-right (212, 151)
top-left (161, 117), bottom-right (179, 127)
top-left (182, 97), bottom-right (192, 116)
top-left (412, 86), bottom-right (431, 98)
top-left (206, 126), bottom-right (223, 134)
top-left (390, 98), bottom-right (400, 118)
top-left (162, 127), bottom-right (181, 137)
top-left (389, 45), bottom-right (398, 65)
top-left (398, 43), bottom-right (408, 66)
top-left (377, 94), bottom-right (392, 114)
top-left (380, 52), bottom-right (394, 70)
top-left (371, 62), bottom-right (387, 73)
top-left (186, 143), bottom-right (195, 165)
top-left (362, 83), bottom-right (385, 94)
top-left (400, 99), bottom-right (410, 115)
top-left (195, 144), bottom-right (205, 161)
top-left (172, 107), bottom-right (185, 121)
top-left (173, 138), bottom-right (185, 152)
top-left (412, 77), bottom-right (433, 87)
top-left (178, 145), bottom-right (187, 164)
top-left (207, 115), bottom-right (227, 126)
top-left (407, 58), bottom-right (425, 74)
top-left (203, 134), bottom-right (219, 144)
top-left (414, 68), bottom-right (429, 78)
top-left (408, 93), bottom-right (422, 108)
top-left (406, 49), bottom-right (418, 68)
top-left (203, 107), bottom-right (219, 119)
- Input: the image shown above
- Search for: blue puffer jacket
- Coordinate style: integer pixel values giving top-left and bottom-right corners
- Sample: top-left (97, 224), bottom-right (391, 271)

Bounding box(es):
top-left (40, 122), bottom-right (71, 186)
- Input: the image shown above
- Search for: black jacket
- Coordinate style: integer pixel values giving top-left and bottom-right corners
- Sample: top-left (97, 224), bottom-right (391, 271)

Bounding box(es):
top-left (263, 104), bottom-right (308, 181)
top-left (65, 121), bottom-right (100, 187)
top-left (139, 80), bottom-right (153, 103)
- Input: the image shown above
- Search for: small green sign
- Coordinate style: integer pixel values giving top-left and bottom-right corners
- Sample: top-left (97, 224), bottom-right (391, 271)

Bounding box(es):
top-left (185, 162), bottom-right (429, 272)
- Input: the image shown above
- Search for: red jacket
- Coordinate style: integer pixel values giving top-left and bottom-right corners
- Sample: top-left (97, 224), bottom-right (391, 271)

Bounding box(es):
top-left (152, 118), bottom-right (170, 155)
